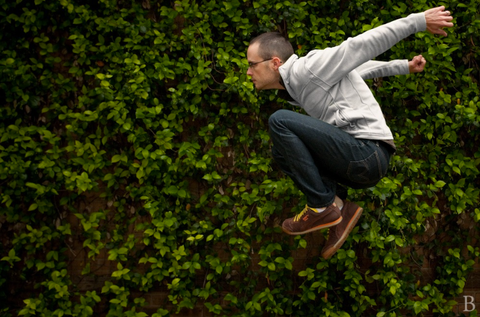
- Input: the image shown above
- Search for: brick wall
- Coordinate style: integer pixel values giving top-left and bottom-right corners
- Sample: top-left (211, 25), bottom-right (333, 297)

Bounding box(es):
top-left (65, 228), bottom-right (480, 316)
top-left (454, 260), bottom-right (480, 316)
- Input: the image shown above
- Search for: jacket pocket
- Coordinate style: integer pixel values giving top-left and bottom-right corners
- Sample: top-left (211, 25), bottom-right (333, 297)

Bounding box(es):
top-left (334, 109), bottom-right (365, 128)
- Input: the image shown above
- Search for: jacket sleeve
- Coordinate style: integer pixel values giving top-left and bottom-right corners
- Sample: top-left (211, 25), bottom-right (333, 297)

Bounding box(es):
top-left (355, 60), bottom-right (410, 80)
top-left (304, 12), bottom-right (426, 87)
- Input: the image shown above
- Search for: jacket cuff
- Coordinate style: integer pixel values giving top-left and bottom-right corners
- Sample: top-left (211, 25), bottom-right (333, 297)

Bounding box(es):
top-left (409, 12), bottom-right (427, 32)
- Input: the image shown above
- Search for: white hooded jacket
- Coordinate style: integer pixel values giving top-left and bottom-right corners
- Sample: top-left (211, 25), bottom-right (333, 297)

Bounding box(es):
top-left (278, 12), bottom-right (427, 141)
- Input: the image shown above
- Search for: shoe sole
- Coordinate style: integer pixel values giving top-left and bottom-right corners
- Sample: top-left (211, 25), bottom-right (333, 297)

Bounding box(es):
top-left (282, 216), bottom-right (343, 235)
top-left (321, 206), bottom-right (363, 259)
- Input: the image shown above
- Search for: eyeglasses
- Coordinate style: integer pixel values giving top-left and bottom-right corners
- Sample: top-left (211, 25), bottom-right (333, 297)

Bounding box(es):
top-left (248, 58), bottom-right (272, 68)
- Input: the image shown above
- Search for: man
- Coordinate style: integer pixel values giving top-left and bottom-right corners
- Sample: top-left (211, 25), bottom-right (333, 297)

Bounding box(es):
top-left (246, 6), bottom-right (453, 259)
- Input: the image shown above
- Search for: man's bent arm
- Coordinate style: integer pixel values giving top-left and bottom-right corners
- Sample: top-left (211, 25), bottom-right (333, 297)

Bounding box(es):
top-left (356, 60), bottom-right (410, 80)
top-left (357, 55), bottom-right (426, 79)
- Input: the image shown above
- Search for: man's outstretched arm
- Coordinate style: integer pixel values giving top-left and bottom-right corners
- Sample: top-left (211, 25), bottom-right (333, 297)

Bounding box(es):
top-left (302, 6), bottom-right (453, 86)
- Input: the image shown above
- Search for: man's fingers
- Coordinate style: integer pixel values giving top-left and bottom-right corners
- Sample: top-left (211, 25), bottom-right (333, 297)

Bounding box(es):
top-left (414, 55), bottom-right (425, 64)
top-left (425, 6), bottom-right (454, 36)
top-left (409, 55), bottom-right (426, 73)
top-left (434, 29), bottom-right (448, 37)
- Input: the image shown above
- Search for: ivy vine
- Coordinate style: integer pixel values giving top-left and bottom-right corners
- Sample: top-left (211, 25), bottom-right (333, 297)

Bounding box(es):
top-left (1, 0), bottom-right (479, 316)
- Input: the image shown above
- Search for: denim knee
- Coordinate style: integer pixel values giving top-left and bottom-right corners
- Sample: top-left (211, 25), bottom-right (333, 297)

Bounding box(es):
top-left (268, 109), bottom-right (291, 138)
top-left (268, 109), bottom-right (289, 128)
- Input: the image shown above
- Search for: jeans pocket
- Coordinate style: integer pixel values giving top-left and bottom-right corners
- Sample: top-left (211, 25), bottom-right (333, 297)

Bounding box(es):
top-left (346, 150), bottom-right (387, 186)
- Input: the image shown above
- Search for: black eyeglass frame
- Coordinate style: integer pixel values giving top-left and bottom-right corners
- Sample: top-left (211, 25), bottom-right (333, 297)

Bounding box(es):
top-left (247, 58), bottom-right (273, 68)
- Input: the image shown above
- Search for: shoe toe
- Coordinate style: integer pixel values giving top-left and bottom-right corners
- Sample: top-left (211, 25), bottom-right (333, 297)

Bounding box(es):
top-left (281, 219), bottom-right (294, 233)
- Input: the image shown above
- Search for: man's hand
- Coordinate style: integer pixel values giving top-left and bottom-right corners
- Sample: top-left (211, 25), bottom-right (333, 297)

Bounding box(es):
top-left (424, 6), bottom-right (454, 36)
top-left (408, 55), bottom-right (426, 73)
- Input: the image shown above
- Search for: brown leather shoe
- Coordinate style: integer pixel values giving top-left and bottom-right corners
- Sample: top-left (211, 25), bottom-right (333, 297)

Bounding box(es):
top-left (282, 204), bottom-right (342, 235)
top-left (321, 201), bottom-right (363, 259)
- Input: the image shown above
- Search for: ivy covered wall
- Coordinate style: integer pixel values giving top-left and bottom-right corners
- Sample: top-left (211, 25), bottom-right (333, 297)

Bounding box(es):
top-left (1, 0), bottom-right (479, 316)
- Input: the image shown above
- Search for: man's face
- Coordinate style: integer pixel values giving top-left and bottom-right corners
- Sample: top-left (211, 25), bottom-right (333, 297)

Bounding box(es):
top-left (246, 43), bottom-right (279, 90)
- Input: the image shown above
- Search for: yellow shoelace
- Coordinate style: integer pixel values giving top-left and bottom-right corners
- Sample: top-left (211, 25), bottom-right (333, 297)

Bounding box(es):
top-left (293, 205), bottom-right (310, 222)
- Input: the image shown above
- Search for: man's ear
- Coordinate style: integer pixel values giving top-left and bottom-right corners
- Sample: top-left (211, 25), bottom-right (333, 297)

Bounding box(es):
top-left (272, 57), bottom-right (283, 70)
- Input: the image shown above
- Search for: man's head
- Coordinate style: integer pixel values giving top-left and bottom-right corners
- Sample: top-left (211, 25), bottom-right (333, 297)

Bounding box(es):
top-left (247, 32), bottom-right (294, 90)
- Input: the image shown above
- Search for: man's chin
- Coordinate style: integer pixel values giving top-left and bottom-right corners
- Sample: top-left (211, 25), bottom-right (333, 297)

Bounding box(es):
top-left (252, 82), bottom-right (267, 91)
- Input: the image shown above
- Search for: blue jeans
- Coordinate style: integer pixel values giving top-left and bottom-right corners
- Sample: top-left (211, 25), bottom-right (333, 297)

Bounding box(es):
top-left (268, 109), bottom-right (392, 208)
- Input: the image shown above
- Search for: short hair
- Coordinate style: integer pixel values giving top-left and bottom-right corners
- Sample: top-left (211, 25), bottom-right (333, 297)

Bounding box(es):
top-left (249, 32), bottom-right (294, 63)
